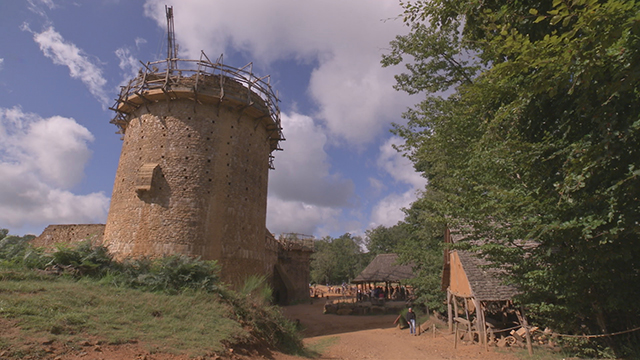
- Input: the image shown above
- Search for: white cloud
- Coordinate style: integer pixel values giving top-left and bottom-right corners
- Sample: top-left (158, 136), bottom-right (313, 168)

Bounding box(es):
top-left (142, 0), bottom-right (414, 145)
top-left (266, 197), bottom-right (341, 236)
top-left (0, 59), bottom-right (4, 71)
top-left (377, 136), bottom-right (427, 189)
top-left (31, 27), bottom-right (109, 106)
top-left (269, 112), bottom-right (354, 207)
top-left (0, 106), bottom-right (109, 232)
top-left (368, 136), bottom-right (427, 228)
top-left (368, 177), bottom-right (385, 197)
top-left (27, 0), bottom-right (56, 18)
top-left (134, 37), bottom-right (147, 50)
top-left (369, 191), bottom-right (415, 228)
top-left (266, 112), bottom-right (356, 235)
top-left (115, 47), bottom-right (140, 86)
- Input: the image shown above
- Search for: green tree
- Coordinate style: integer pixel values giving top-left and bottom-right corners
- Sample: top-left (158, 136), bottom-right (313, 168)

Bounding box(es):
top-left (386, 0), bottom-right (640, 356)
top-left (310, 233), bottom-right (370, 285)
top-left (364, 224), bottom-right (410, 256)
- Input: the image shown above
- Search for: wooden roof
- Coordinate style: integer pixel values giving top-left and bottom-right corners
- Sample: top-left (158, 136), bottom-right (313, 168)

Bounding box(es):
top-left (455, 251), bottom-right (519, 301)
top-left (352, 253), bottom-right (415, 283)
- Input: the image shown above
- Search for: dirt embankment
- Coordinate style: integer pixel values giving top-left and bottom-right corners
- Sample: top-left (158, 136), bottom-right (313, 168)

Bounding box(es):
top-left (1, 289), bottom-right (524, 360)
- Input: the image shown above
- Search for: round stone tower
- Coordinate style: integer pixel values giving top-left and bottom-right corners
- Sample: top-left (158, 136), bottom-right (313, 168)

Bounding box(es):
top-left (103, 53), bottom-right (283, 284)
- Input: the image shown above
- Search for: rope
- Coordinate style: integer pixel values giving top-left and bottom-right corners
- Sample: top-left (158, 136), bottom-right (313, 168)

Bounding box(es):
top-left (551, 326), bottom-right (640, 339)
top-left (427, 324), bottom-right (640, 340)
top-left (488, 325), bottom-right (522, 334)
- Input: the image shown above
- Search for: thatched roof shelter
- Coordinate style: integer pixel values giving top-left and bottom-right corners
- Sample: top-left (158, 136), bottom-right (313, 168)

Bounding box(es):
top-left (352, 253), bottom-right (415, 284)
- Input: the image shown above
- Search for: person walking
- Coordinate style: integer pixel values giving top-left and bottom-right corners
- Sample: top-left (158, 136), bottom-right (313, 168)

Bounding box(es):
top-left (406, 307), bottom-right (417, 335)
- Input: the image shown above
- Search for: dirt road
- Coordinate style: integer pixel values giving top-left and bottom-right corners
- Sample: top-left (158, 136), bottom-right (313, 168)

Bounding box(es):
top-left (276, 296), bottom-right (522, 360)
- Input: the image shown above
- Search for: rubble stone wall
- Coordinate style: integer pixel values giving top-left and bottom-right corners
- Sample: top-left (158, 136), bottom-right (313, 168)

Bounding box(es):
top-left (103, 75), bottom-right (275, 284)
top-left (32, 224), bottom-right (105, 249)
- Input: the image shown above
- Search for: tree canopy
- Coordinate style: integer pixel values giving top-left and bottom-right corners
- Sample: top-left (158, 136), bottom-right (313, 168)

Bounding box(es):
top-left (309, 233), bottom-right (371, 285)
top-left (385, 0), bottom-right (640, 356)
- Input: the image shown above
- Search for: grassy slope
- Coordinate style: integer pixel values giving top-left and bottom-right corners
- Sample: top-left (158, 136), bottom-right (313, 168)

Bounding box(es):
top-left (0, 270), bottom-right (246, 357)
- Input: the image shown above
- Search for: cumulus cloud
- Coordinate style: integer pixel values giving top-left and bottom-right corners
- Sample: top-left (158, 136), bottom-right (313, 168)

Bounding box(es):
top-left (266, 112), bottom-right (354, 234)
top-left (30, 27), bottom-right (109, 106)
top-left (266, 197), bottom-right (342, 236)
top-left (0, 106), bottom-right (109, 232)
top-left (369, 136), bottom-right (427, 228)
top-left (269, 112), bottom-right (354, 207)
top-left (377, 136), bottom-right (426, 189)
top-left (142, 0), bottom-right (414, 145)
top-left (369, 191), bottom-right (415, 228)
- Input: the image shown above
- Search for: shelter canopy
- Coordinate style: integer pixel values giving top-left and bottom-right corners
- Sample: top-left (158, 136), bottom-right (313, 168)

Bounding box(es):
top-left (352, 253), bottom-right (414, 283)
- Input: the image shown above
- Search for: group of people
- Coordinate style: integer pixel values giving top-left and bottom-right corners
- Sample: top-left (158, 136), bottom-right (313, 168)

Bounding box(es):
top-left (309, 282), bottom-right (356, 297)
top-left (355, 284), bottom-right (409, 302)
top-left (308, 282), bottom-right (418, 336)
top-left (326, 282), bottom-right (354, 295)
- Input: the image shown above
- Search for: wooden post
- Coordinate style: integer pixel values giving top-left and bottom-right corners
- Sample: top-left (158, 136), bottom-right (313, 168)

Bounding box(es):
top-left (463, 298), bottom-right (471, 341)
top-left (447, 289), bottom-right (453, 333)
top-left (472, 298), bottom-right (486, 347)
top-left (517, 306), bottom-right (533, 356)
top-left (453, 294), bottom-right (459, 328)
top-left (454, 322), bottom-right (459, 349)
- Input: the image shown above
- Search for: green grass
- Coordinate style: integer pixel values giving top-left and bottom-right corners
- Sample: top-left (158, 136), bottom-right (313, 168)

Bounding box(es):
top-left (305, 336), bottom-right (339, 357)
top-left (0, 240), bottom-right (304, 358)
top-left (0, 272), bottom-right (243, 357)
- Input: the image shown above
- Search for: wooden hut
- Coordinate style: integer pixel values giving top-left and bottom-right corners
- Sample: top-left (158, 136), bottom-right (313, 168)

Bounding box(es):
top-left (352, 253), bottom-right (415, 301)
top-left (442, 229), bottom-right (521, 347)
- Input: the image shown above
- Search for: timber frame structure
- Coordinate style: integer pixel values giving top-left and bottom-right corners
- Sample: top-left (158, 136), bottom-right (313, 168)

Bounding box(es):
top-left (442, 228), bottom-right (532, 350)
top-left (110, 52), bottom-right (284, 169)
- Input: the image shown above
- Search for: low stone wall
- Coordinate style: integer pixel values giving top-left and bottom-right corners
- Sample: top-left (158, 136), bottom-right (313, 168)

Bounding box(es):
top-left (324, 300), bottom-right (407, 316)
top-left (32, 224), bottom-right (105, 250)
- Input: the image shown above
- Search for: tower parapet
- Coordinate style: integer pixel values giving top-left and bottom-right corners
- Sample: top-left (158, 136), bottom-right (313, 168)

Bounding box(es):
top-left (110, 53), bottom-right (284, 167)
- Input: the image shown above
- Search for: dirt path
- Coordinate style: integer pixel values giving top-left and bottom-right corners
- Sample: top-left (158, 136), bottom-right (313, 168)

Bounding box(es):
top-left (276, 295), bottom-right (523, 360)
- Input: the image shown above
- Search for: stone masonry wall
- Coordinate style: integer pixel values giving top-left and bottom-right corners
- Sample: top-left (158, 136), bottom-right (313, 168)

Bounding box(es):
top-left (32, 224), bottom-right (105, 250)
top-left (103, 75), bottom-right (277, 285)
top-left (278, 247), bottom-right (312, 302)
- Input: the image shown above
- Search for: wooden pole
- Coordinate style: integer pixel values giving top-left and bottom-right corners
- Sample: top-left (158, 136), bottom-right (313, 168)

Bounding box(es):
top-left (472, 298), bottom-right (486, 347)
top-left (517, 306), bottom-right (533, 356)
top-left (447, 289), bottom-right (453, 333)
top-left (453, 294), bottom-right (459, 327)
top-left (454, 322), bottom-right (459, 349)
top-left (464, 298), bottom-right (471, 341)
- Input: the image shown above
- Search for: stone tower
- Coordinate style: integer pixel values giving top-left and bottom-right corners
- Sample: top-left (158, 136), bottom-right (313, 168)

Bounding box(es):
top-left (103, 10), bottom-right (283, 283)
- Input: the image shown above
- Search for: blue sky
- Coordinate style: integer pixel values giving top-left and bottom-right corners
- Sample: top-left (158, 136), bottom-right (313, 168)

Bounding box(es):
top-left (0, 0), bottom-right (426, 238)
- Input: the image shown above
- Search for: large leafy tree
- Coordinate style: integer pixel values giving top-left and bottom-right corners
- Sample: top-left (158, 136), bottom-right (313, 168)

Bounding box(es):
top-left (385, 0), bottom-right (640, 356)
top-left (364, 223), bottom-right (411, 255)
top-left (310, 233), bottom-right (371, 285)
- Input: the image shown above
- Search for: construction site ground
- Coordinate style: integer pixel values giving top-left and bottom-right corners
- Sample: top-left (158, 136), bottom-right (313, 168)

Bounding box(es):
top-left (274, 289), bottom-right (524, 360)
